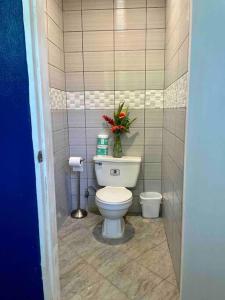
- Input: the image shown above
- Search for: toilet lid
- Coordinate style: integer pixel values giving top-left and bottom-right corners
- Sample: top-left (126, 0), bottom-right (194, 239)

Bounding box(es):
top-left (96, 186), bottom-right (132, 204)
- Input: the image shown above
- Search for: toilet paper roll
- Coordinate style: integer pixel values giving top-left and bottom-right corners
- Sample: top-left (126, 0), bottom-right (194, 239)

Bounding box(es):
top-left (69, 157), bottom-right (84, 172)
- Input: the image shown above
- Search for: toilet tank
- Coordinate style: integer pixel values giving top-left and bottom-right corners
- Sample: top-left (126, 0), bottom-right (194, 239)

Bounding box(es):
top-left (93, 156), bottom-right (141, 188)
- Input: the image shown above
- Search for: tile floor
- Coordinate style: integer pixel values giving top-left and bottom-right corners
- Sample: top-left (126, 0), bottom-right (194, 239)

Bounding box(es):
top-left (59, 213), bottom-right (179, 300)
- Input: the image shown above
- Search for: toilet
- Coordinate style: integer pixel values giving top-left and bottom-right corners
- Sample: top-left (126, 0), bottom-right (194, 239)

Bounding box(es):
top-left (93, 155), bottom-right (141, 239)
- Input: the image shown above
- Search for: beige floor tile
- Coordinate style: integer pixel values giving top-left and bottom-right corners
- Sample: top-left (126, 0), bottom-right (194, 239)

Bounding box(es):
top-left (166, 270), bottom-right (178, 287)
top-left (127, 216), bottom-right (166, 245)
top-left (59, 214), bottom-right (179, 300)
top-left (86, 246), bottom-right (130, 277)
top-left (149, 280), bottom-right (180, 300)
top-left (60, 256), bottom-right (101, 292)
top-left (136, 241), bottom-right (174, 279)
top-left (107, 261), bottom-right (162, 300)
top-left (69, 279), bottom-right (129, 300)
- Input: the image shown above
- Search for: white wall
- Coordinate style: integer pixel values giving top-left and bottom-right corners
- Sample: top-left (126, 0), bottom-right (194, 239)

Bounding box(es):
top-left (181, 1), bottom-right (225, 299)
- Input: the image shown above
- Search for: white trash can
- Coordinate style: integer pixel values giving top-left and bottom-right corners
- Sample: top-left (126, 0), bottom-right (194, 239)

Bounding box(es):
top-left (140, 192), bottom-right (162, 218)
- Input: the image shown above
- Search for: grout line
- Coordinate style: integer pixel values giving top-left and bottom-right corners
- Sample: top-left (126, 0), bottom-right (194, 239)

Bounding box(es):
top-left (64, 7), bottom-right (166, 12)
top-left (165, 71), bottom-right (188, 90)
top-left (65, 49), bottom-right (165, 53)
top-left (47, 14), bottom-right (63, 32)
top-left (64, 27), bottom-right (166, 33)
top-left (79, 0), bottom-right (89, 205)
top-left (143, 0), bottom-right (148, 191)
top-left (65, 69), bottom-right (164, 72)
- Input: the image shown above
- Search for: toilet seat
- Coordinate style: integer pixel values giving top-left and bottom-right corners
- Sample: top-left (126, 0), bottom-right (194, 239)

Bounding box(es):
top-left (96, 186), bottom-right (132, 204)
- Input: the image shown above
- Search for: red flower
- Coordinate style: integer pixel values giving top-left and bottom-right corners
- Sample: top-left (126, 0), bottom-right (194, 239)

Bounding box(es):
top-left (102, 115), bottom-right (115, 126)
top-left (119, 112), bottom-right (126, 119)
top-left (118, 125), bottom-right (125, 131)
top-left (111, 125), bottom-right (119, 133)
top-left (111, 125), bottom-right (125, 133)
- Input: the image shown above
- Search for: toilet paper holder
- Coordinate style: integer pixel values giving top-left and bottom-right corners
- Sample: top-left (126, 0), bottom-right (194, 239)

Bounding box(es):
top-left (69, 157), bottom-right (88, 219)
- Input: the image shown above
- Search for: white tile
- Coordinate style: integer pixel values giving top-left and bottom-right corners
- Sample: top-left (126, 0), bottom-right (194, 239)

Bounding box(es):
top-left (146, 29), bottom-right (165, 49)
top-left (47, 0), bottom-right (63, 28)
top-left (66, 72), bottom-right (84, 92)
top-left (115, 30), bottom-right (145, 50)
top-left (147, 0), bottom-right (165, 7)
top-left (84, 72), bottom-right (114, 90)
top-left (66, 92), bottom-right (85, 109)
top-left (82, 0), bottom-right (113, 10)
top-left (145, 128), bottom-right (162, 145)
top-left (83, 31), bottom-right (113, 51)
top-left (49, 88), bottom-right (66, 109)
top-left (69, 128), bottom-right (86, 145)
top-left (47, 16), bottom-right (63, 50)
top-left (65, 53), bottom-right (83, 72)
top-left (146, 50), bottom-right (165, 70)
top-left (63, 0), bottom-right (81, 10)
top-left (115, 90), bottom-right (145, 109)
top-left (84, 52), bottom-right (114, 71)
top-left (146, 90), bottom-right (164, 108)
top-left (147, 8), bottom-right (165, 29)
top-left (115, 71), bottom-right (145, 90)
top-left (48, 41), bottom-right (64, 71)
top-left (63, 11), bottom-right (82, 31)
top-left (82, 10), bottom-right (113, 31)
top-left (114, 0), bottom-right (146, 8)
top-left (144, 146), bottom-right (162, 162)
top-left (64, 32), bottom-right (82, 52)
top-left (85, 91), bottom-right (114, 109)
top-left (177, 73), bottom-right (188, 108)
top-left (49, 65), bottom-right (65, 90)
top-left (115, 51), bottom-right (145, 71)
top-left (114, 8), bottom-right (146, 30)
top-left (146, 71), bottom-right (164, 89)
top-left (144, 163), bottom-right (161, 180)
top-left (144, 180), bottom-right (161, 192)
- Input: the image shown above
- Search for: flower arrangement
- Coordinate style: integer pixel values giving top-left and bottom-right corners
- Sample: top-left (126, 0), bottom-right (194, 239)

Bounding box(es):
top-left (102, 102), bottom-right (136, 158)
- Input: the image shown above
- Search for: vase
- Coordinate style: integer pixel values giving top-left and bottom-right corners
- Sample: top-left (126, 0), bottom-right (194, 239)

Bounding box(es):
top-left (113, 134), bottom-right (122, 158)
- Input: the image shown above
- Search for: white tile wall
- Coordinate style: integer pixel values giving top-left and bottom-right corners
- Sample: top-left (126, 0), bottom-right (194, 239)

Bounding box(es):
top-left (164, 73), bottom-right (188, 108)
top-left (85, 91), bottom-right (114, 109)
top-left (66, 92), bottom-right (85, 109)
top-left (146, 90), bottom-right (164, 108)
top-left (50, 88), bottom-right (66, 109)
top-left (115, 90), bottom-right (145, 109)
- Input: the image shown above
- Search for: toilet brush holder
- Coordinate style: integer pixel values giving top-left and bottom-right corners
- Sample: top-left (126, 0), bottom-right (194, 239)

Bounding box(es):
top-left (70, 158), bottom-right (88, 219)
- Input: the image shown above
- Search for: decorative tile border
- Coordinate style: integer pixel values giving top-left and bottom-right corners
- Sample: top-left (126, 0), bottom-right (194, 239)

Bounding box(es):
top-left (115, 90), bottom-right (145, 109)
top-left (164, 73), bottom-right (188, 108)
top-left (146, 90), bottom-right (164, 108)
top-left (49, 88), bottom-right (66, 109)
top-left (177, 73), bottom-right (188, 108)
top-left (85, 91), bottom-right (114, 109)
top-left (66, 92), bottom-right (85, 109)
top-left (164, 81), bottom-right (177, 108)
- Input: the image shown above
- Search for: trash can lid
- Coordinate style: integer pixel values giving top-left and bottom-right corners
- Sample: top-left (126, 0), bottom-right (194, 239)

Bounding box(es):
top-left (140, 192), bottom-right (162, 201)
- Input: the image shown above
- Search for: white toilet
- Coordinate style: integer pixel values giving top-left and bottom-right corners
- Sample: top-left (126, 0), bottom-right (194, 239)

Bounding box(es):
top-left (93, 155), bottom-right (141, 239)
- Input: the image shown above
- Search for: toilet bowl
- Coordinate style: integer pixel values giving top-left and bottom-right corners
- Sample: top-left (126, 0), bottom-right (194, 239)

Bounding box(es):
top-left (93, 155), bottom-right (141, 239)
top-left (96, 186), bottom-right (132, 239)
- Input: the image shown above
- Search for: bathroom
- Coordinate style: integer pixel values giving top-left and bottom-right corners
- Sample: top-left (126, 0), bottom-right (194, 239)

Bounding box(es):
top-left (2, 0), bottom-right (225, 299)
top-left (48, 0), bottom-right (187, 298)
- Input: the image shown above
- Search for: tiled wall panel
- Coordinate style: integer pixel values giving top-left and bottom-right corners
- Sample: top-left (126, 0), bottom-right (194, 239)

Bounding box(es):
top-left (63, 0), bottom-right (165, 214)
top-left (162, 0), bottom-right (190, 286)
top-left (46, 0), bottom-right (70, 229)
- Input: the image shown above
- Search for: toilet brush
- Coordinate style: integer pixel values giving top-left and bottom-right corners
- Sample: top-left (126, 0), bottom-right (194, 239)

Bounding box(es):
top-left (71, 164), bottom-right (87, 219)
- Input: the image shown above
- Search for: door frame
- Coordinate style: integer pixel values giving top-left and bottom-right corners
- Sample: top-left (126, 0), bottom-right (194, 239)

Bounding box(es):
top-left (22, 1), bottom-right (60, 299)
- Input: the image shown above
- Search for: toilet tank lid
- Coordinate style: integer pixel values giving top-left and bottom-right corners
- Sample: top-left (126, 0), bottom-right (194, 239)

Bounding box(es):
top-left (93, 155), bottom-right (141, 163)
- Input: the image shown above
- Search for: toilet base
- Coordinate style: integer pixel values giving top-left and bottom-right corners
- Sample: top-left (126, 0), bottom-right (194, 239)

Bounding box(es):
top-left (102, 217), bottom-right (125, 239)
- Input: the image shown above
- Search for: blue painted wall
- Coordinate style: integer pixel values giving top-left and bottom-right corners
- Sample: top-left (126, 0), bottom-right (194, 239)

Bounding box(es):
top-left (181, 1), bottom-right (225, 299)
top-left (0, 1), bottom-right (44, 299)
